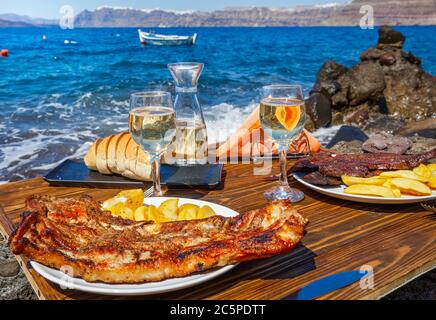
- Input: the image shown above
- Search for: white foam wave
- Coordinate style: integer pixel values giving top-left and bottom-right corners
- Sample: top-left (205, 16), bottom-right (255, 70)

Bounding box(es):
top-left (0, 129), bottom-right (97, 175)
top-left (32, 142), bottom-right (92, 171)
top-left (311, 125), bottom-right (342, 146)
top-left (203, 103), bottom-right (257, 145)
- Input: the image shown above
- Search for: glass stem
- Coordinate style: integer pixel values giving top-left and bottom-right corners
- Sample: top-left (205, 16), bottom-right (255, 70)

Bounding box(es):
top-left (278, 146), bottom-right (289, 187)
top-left (150, 154), bottom-right (163, 196)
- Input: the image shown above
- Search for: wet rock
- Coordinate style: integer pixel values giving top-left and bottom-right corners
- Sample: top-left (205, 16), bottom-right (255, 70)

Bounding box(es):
top-left (304, 117), bottom-right (316, 132)
top-left (379, 53), bottom-right (396, 66)
top-left (312, 60), bottom-right (348, 97)
top-left (384, 269), bottom-right (436, 300)
top-left (328, 133), bottom-right (436, 156)
top-left (331, 90), bottom-right (348, 110)
top-left (383, 71), bottom-right (435, 121)
top-left (0, 238), bottom-right (37, 300)
top-left (330, 140), bottom-right (364, 154)
top-left (360, 48), bottom-right (383, 61)
top-left (377, 26), bottom-right (405, 49)
top-left (345, 62), bottom-right (386, 106)
top-left (305, 91), bottom-right (332, 129)
top-left (343, 107), bottom-right (370, 126)
top-left (407, 136), bottom-right (436, 154)
top-left (401, 51), bottom-right (421, 66)
top-left (395, 118), bottom-right (436, 138)
top-left (331, 111), bottom-right (344, 126)
top-left (364, 114), bottom-right (406, 134)
top-left (362, 133), bottom-right (412, 154)
top-left (0, 261), bottom-right (20, 277)
top-left (307, 26), bottom-right (435, 135)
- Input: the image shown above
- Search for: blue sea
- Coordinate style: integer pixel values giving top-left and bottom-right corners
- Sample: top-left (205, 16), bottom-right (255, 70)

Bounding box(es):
top-left (0, 26), bottom-right (435, 182)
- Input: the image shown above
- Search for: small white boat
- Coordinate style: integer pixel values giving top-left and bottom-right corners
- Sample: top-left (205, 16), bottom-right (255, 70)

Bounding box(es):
top-left (138, 29), bottom-right (197, 46)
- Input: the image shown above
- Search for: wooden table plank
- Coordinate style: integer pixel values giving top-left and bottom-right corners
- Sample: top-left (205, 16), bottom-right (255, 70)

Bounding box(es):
top-left (0, 162), bottom-right (435, 300)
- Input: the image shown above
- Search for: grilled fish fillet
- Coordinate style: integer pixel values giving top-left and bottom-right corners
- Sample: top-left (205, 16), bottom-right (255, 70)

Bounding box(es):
top-left (9, 195), bottom-right (308, 284)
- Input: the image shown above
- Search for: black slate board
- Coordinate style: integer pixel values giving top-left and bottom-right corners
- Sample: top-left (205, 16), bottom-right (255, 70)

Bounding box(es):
top-left (44, 159), bottom-right (223, 189)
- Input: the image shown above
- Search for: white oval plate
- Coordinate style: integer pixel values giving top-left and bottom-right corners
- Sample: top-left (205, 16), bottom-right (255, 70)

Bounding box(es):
top-left (31, 197), bottom-right (239, 296)
top-left (293, 172), bottom-right (436, 204)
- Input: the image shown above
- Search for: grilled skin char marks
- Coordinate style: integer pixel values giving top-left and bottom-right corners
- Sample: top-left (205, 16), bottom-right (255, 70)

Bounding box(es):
top-left (291, 148), bottom-right (436, 178)
top-left (9, 195), bottom-right (308, 284)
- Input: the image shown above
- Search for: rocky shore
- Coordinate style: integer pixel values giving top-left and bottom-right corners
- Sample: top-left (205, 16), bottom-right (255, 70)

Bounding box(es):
top-left (306, 26), bottom-right (435, 140)
top-left (0, 237), bottom-right (36, 300)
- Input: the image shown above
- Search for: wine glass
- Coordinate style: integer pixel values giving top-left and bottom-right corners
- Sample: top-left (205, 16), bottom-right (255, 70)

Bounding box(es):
top-left (129, 91), bottom-right (176, 196)
top-left (259, 84), bottom-right (306, 202)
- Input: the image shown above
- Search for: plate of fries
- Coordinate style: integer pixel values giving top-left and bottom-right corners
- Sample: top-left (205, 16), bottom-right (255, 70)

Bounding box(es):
top-left (294, 164), bottom-right (436, 204)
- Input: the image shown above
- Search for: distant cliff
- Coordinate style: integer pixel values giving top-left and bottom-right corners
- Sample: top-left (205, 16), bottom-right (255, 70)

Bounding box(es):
top-left (0, 19), bottom-right (34, 27)
top-left (74, 1), bottom-right (436, 27)
top-left (0, 14), bottom-right (56, 27)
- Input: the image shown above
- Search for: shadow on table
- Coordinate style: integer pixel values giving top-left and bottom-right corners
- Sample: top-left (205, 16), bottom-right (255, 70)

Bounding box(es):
top-left (57, 244), bottom-right (316, 300)
top-left (145, 243), bottom-right (317, 300)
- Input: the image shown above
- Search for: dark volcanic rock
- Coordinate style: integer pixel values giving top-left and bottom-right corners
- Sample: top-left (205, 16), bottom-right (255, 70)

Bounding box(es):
top-left (395, 118), bottom-right (436, 138)
top-left (360, 48), bottom-right (382, 61)
top-left (329, 135), bottom-right (436, 156)
top-left (0, 238), bottom-right (37, 300)
top-left (401, 51), bottom-right (421, 66)
top-left (383, 71), bottom-right (435, 121)
top-left (305, 26), bottom-right (435, 136)
top-left (330, 140), bottom-right (364, 154)
top-left (311, 60), bottom-right (348, 97)
top-left (345, 62), bottom-right (386, 106)
top-left (379, 53), bottom-right (396, 66)
top-left (305, 91), bottom-right (332, 129)
top-left (343, 106), bottom-right (370, 126)
top-left (377, 26), bottom-right (405, 48)
top-left (362, 133), bottom-right (412, 154)
top-left (364, 114), bottom-right (406, 134)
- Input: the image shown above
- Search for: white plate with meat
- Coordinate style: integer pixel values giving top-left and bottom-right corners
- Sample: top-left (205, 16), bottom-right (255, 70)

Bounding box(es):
top-left (30, 198), bottom-right (238, 296)
top-left (12, 195), bottom-right (307, 296)
top-left (293, 172), bottom-right (436, 204)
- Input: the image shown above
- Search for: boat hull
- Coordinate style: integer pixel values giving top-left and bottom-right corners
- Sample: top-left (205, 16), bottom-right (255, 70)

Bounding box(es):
top-left (138, 30), bottom-right (197, 46)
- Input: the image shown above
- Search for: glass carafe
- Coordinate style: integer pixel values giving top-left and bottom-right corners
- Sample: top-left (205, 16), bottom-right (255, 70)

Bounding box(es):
top-left (167, 62), bottom-right (208, 165)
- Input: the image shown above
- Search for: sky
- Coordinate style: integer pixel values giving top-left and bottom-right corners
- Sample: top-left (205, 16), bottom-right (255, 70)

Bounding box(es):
top-left (0, 0), bottom-right (349, 19)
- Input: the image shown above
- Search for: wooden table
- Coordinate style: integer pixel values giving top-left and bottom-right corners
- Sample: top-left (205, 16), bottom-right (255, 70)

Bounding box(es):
top-left (0, 162), bottom-right (435, 300)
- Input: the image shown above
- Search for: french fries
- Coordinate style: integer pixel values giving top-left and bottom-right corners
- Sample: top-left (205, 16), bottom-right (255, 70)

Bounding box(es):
top-left (390, 178), bottom-right (432, 196)
top-left (426, 164), bottom-right (436, 173)
top-left (341, 164), bottom-right (435, 198)
top-left (379, 170), bottom-right (428, 182)
top-left (413, 164), bottom-right (432, 179)
top-left (102, 192), bottom-right (217, 222)
top-left (344, 184), bottom-right (398, 198)
top-left (429, 174), bottom-right (436, 189)
top-left (341, 176), bottom-right (387, 186)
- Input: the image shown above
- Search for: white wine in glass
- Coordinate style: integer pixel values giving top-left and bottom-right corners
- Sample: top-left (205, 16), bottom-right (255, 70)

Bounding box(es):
top-left (129, 92), bottom-right (176, 197)
top-left (129, 107), bottom-right (176, 154)
top-left (259, 85), bottom-right (306, 202)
